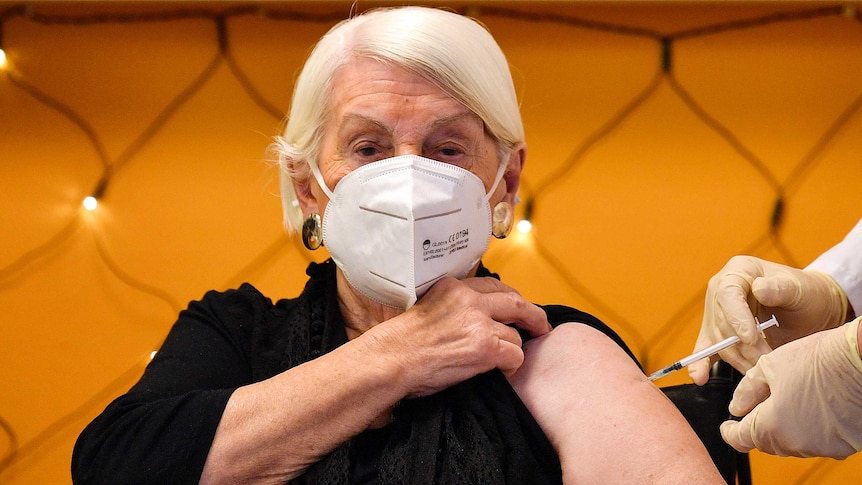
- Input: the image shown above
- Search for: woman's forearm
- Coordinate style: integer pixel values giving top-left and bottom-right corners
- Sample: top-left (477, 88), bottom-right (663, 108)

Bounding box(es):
top-left (199, 334), bottom-right (408, 484)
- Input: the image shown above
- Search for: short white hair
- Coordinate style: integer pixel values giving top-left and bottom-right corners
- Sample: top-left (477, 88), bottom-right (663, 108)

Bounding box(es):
top-left (271, 6), bottom-right (524, 233)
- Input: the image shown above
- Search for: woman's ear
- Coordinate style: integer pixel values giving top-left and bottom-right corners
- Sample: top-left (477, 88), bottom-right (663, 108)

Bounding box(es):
top-left (503, 142), bottom-right (527, 204)
top-left (289, 159), bottom-right (319, 215)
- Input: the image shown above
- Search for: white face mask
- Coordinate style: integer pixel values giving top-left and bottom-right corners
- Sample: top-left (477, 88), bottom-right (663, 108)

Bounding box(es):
top-left (309, 155), bottom-right (507, 310)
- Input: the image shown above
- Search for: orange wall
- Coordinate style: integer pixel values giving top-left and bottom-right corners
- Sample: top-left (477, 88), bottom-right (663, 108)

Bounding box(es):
top-left (1, 1), bottom-right (860, 483)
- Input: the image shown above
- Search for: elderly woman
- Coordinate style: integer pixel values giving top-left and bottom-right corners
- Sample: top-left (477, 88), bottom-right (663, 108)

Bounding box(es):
top-left (72, 6), bottom-right (723, 484)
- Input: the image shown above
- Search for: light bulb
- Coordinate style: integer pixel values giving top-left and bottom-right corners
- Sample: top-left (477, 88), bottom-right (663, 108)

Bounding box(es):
top-left (0, 49), bottom-right (7, 69)
top-left (83, 196), bottom-right (98, 211)
top-left (516, 219), bottom-right (532, 234)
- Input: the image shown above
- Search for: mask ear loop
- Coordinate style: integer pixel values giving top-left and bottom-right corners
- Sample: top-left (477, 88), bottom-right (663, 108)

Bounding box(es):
top-left (484, 158), bottom-right (509, 203)
top-left (307, 160), bottom-right (336, 200)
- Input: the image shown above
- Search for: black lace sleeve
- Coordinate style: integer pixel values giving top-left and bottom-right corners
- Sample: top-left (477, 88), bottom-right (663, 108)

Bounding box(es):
top-left (71, 284), bottom-right (270, 484)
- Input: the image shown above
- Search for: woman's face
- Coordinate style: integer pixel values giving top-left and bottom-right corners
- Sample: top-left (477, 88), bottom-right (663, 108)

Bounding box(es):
top-left (300, 57), bottom-right (520, 216)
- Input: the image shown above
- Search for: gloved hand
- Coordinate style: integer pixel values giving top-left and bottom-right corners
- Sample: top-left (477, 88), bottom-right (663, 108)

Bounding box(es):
top-left (689, 255), bottom-right (849, 385)
top-left (719, 317), bottom-right (862, 459)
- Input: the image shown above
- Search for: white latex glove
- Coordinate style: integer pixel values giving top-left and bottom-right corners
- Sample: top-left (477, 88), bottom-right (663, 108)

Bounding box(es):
top-left (689, 255), bottom-right (849, 385)
top-left (720, 317), bottom-right (862, 459)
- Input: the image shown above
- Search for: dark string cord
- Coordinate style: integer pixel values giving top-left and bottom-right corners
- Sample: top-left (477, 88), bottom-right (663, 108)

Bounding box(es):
top-left (3, 70), bottom-right (111, 171)
top-left (90, 228), bottom-right (183, 316)
top-left (220, 233), bottom-right (293, 290)
top-left (514, 4), bottom-right (853, 248)
top-left (220, 232), bottom-right (326, 292)
top-left (664, 67), bottom-right (792, 238)
top-left (12, 4), bottom-right (251, 25)
top-left (528, 65), bottom-right (665, 199)
top-left (0, 415), bottom-right (18, 474)
top-left (669, 4), bottom-right (845, 39)
top-left (10, 4), bottom-right (349, 26)
top-left (664, 72), bottom-right (782, 193)
top-left (640, 230), bottom-right (774, 365)
top-left (0, 359), bottom-right (150, 476)
top-left (533, 238), bottom-right (648, 359)
top-left (763, 88), bottom-right (861, 239)
top-left (223, 50), bottom-right (285, 121)
top-left (782, 89), bottom-right (862, 196)
top-left (220, 19), bottom-right (286, 122)
top-left (110, 52), bottom-right (223, 179)
top-left (0, 216), bottom-right (83, 287)
top-left (641, 289), bottom-right (708, 370)
top-left (771, 233), bottom-right (803, 269)
top-left (475, 5), bottom-right (661, 39)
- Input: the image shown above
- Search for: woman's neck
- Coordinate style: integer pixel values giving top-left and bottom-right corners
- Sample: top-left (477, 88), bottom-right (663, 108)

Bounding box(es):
top-left (334, 269), bottom-right (404, 340)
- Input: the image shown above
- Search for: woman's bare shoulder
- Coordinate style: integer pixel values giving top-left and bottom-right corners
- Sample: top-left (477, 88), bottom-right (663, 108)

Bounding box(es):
top-left (509, 323), bottom-right (725, 484)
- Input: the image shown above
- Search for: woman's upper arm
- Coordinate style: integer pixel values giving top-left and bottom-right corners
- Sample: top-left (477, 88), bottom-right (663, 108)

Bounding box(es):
top-left (509, 322), bottom-right (724, 485)
top-left (72, 287), bottom-right (259, 484)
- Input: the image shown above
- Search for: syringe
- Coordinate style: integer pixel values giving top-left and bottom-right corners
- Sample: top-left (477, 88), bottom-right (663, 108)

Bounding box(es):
top-left (647, 315), bottom-right (779, 381)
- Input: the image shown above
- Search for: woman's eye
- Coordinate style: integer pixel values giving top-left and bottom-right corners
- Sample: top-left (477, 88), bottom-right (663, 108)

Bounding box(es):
top-left (357, 145), bottom-right (379, 157)
top-left (439, 147), bottom-right (462, 157)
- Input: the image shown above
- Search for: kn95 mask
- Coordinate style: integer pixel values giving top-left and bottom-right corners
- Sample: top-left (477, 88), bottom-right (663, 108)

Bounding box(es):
top-left (308, 154), bottom-right (506, 309)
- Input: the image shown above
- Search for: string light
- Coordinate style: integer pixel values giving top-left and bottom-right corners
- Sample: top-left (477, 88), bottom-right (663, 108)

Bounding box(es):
top-left (82, 196), bottom-right (98, 211)
top-left (516, 198), bottom-right (534, 234)
top-left (0, 20), bottom-right (7, 69)
top-left (82, 174), bottom-right (109, 212)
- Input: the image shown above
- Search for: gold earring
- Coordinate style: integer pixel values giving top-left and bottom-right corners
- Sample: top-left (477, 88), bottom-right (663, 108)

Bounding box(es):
top-left (302, 213), bottom-right (322, 250)
top-left (492, 201), bottom-right (514, 239)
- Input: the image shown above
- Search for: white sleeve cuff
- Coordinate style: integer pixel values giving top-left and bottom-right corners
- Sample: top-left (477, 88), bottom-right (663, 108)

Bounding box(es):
top-left (806, 218), bottom-right (862, 317)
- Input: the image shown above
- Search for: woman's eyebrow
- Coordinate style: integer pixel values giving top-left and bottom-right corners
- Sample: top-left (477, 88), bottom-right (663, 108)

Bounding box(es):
top-left (338, 113), bottom-right (390, 135)
top-left (428, 112), bottom-right (482, 131)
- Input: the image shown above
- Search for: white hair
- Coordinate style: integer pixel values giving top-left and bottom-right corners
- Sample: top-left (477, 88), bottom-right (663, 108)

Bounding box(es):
top-left (270, 6), bottom-right (524, 233)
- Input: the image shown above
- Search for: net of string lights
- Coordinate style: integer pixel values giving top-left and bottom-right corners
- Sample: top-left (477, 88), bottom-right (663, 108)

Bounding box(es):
top-left (1, 2), bottom-right (861, 483)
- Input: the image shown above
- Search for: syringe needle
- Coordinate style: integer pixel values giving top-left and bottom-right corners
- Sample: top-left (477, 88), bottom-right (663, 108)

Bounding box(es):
top-left (647, 315), bottom-right (779, 381)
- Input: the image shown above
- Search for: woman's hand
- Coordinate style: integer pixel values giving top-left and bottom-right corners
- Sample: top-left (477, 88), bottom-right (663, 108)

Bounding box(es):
top-left (365, 276), bottom-right (551, 398)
